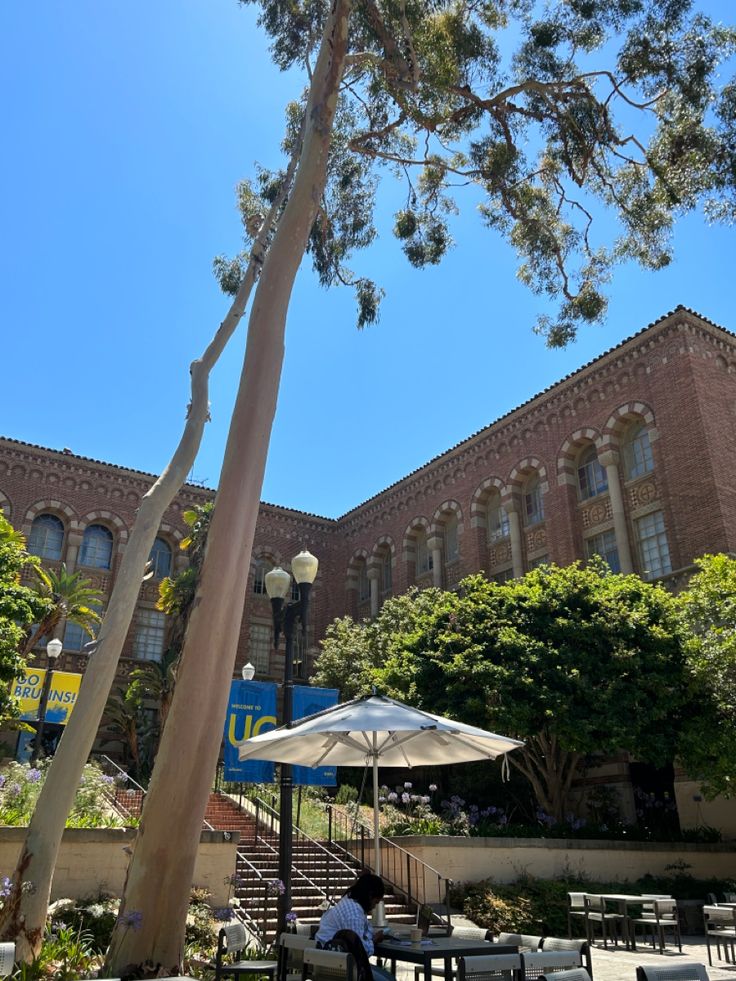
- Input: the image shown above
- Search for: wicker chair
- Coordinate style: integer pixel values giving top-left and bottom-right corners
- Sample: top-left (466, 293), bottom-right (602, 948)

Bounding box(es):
top-left (635, 964), bottom-right (709, 981)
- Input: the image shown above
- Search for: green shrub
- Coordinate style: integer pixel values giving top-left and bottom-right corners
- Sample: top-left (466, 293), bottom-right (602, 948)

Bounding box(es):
top-left (335, 785), bottom-right (358, 805)
top-left (0, 761), bottom-right (126, 829)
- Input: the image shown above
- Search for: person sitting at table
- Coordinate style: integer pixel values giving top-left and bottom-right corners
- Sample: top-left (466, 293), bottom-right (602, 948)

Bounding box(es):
top-left (315, 873), bottom-right (395, 981)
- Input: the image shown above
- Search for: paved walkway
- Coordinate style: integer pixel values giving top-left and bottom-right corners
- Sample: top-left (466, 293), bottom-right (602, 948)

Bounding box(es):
top-left (389, 936), bottom-right (733, 980)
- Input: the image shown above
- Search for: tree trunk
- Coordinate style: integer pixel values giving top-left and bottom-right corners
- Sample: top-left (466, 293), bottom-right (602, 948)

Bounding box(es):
top-left (0, 138), bottom-right (289, 962)
top-left (104, 4), bottom-right (351, 974)
top-left (511, 735), bottom-right (582, 824)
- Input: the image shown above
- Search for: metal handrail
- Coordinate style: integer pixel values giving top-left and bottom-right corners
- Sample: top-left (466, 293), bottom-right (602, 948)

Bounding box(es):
top-left (325, 802), bottom-right (453, 931)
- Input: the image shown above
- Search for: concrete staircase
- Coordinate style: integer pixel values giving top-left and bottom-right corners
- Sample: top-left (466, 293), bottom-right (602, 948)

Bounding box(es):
top-left (205, 792), bottom-right (416, 943)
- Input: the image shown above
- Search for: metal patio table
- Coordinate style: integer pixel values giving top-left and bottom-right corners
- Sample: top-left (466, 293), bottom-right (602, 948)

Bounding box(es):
top-left (374, 935), bottom-right (517, 981)
top-left (594, 893), bottom-right (648, 950)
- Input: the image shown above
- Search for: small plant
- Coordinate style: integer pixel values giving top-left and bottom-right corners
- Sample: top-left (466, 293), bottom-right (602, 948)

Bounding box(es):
top-left (0, 761), bottom-right (127, 829)
top-left (335, 784), bottom-right (358, 805)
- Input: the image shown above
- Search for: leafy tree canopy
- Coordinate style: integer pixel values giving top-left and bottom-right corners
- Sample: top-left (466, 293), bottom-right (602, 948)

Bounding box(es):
top-left (0, 517), bottom-right (48, 721)
top-left (372, 563), bottom-right (688, 819)
top-left (217, 0), bottom-right (736, 344)
top-left (679, 553), bottom-right (736, 799)
top-left (311, 585), bottom-right (446, 698)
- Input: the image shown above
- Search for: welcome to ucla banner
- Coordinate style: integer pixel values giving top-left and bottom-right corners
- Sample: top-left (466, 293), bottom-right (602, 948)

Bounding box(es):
top-left (292, 684), bottom-right (339, 787)
top-left (223, 680), bottom-right (277, 782)
top-left (14, 670), bottom-right (82, 726)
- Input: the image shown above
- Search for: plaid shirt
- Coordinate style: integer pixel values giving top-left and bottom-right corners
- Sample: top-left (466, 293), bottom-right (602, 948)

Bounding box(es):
top-left (315, 896), bottom-right (375, 956)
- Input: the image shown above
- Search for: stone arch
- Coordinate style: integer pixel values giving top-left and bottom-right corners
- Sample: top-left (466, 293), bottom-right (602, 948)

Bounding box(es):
top-left (0, 490), bottom-right (11, 519)
top-left (429, 499), bottom-right (464, 537)
top-left (370, 534), bottom-right (396, 561)
top-left (23, 498), bottom-right (77, 536)
top-left (77, 509), bottom-right (129, 546)
top-left (602, 401), bottom-right (657, 445)
top-left (508, 457), bottom-right (548, 490)
top-left (346, 547), bottom-right (370, 588)
top-left (470, 476), bottom-right (506, 527)
top-left (557, 427), bottom-right (603, 485)
top-left (370, 536), bottom-right (395, 601)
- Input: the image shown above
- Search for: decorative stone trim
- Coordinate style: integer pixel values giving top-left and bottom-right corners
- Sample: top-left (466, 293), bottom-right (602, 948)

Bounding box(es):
top-left (470, 477), bottom-right (505, 528)
top-left (580, 498), bottom-right (613, 529)
top-left (0, 490), bottom-right (10, 518)
top-left (401, 516), bottom-right (431, 559)
top-left (22, 499), bottom-right (77, 535)
top-left (627, 475), bottom-right (659, 512)
top-left (557, 427), bottom-right (603, 481)
top-left (508, 457), bottom-right (548, 487)
top-left (489, 541), bottom-right (513, 567)
top-left (370, 535), bottom-right (396, 560)
top-left (526, 527), bottom-right (547, 552)
top-left (430, 499), bottom-right (464, 536)
top-left (602, 401), bottom-right (656, 443)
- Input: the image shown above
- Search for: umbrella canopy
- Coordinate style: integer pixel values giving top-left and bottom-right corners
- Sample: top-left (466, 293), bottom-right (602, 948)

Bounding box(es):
top-left (238, 693), bottom-right (523, 768)
top-left (238, 692), bottom-right (523, 919)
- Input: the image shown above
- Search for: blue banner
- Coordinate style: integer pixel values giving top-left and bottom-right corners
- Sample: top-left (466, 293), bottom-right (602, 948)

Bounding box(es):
top-left (292, 685), bottom-right (339, 786)
top-left (223, 680), bottom-right (277, 783)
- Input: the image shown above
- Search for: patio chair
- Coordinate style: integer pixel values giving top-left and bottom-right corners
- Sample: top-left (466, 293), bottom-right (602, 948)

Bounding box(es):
top-left (216, 923), bottom-right (278, 981)
top-left (496, 933), bottom-right (543, 952)
top-left (540, 936), bottom-right (593, 978)
top-left (630, 899), bottom-right (681, 955)
top-left (0, 944), bottom-right (14, 978)
top-left (635, 964), bottom-right (709, 981)
top-left (725, 893), bottom-right (736, 903)
top-left (538, 972), bottom-right (591, 981)
top-left (583, 895), bottom-right (623, 949)
top-left (520, 949), bottom-right (582, 981)
top-left (413, 926), bottom-right (494, 981)
top-left (566, 894), bottom-right (587, 940)
top-left (703, 904), bottom-right (736, 966)
top-left (278, 932), bottom-right (317, 981)
top-left (457, 952), bottom-right (522, 981)
top-left (302, 947), bottom-right (356, 981)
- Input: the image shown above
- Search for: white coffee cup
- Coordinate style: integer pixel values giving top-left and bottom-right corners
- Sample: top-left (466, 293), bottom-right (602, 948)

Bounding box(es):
top-left (410, 928), bottom-right (422, 943)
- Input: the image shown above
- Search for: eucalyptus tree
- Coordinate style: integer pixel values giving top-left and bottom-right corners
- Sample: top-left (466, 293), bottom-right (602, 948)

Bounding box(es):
top-left (58, 0), bottom-right (735, 973)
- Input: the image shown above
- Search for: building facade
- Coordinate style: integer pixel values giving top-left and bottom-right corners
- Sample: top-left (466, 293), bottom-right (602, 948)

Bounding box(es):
top-left (2, 305), bottom-right (735, 756)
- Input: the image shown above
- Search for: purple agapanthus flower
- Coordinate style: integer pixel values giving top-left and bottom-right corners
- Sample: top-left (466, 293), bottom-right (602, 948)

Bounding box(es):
top-left (286, 912), bottom-right (298, 924)
top-left (428, 784), bottom-right (437, 792)
top-left (9, 784), bottom-right (21, 796)
top-left (101, 774), bottom-right (115, 785)
top-left (387, 792), bottom-right (397, 803)
top-left (404, 782), bottom-right (412, 790)
top-left (120, 910), bottom-right (143, 931)
top-left (267, 878), bottom-right (285, 896)
top-left (0, 877), bottom-right (12, 899)
top-left (26, 769), bottom-right (41, 784)
top-left (213, 907), bottom-right (235, 921)
top-left (401, 792), bottom-right (410, 804)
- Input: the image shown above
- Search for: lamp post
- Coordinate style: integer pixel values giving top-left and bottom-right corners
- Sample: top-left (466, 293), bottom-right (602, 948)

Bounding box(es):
top-left (31, 637), bottom-right (63, 765)
top-left (242, 662), bottom-right (256, 681)
top-left (265, 549), bottom-right (319, 935)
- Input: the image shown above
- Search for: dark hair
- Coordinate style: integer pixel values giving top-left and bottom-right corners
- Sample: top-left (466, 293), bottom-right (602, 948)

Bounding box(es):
top-left (347, 873), bottom-right (384, 913)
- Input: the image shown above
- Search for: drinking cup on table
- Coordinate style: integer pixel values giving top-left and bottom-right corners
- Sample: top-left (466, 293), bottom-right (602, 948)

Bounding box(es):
top-left (410, 928), bottom-right (422, 944)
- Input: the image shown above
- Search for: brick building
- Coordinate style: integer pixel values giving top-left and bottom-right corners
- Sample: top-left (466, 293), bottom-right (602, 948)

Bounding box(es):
top-left (1, 304), bottom-right (735, 819)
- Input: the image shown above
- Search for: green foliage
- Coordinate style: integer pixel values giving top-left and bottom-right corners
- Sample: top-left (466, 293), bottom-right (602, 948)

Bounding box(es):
top-left (375, 563), bottom-right (689, 820)
top-left (457, 870), bottom-right (736, 938)
top-left (0, 517), bottom-right (46, 722)
top-left (679, 554), bottom-right (736, 799)
top-left (24, 563), bottom-right (103, 655)
top-left (311, 586), bottom-right (446, 699)
top-left (11, 922), bottom-right (96, 981)
top-left (233, 0), bottom-right (736, 343)
top-left (0, 761), bottom-right (126, 829)
top-left (335, 784), bottom-right (358, 805)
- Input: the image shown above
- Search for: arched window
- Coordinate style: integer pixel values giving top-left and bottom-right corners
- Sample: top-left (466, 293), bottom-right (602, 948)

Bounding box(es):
top-left (523, 475), bottom-right (544, 526)
top-left (79, 524), bottom-right (113, 569)
top-left (415, 530), bottom-right (433, 577)
top-left (623, 423), bottom-right (654, 480)
top-left (148, 537), bottom-right (172, 579)
top-left (487, 500), bottom-right (510, 542)
top-left (381, 551), bottom-right (392, 596)
top-left (577, 445), bottom-right (608, 500)
top-left (28, 514), bottom-right (65, 560)
top-left (253, 557), bottom-right (273, 595)
top-left (358, 563), bottom-right (370, 603)
top-left (444, 515), bottom-right (459, 563)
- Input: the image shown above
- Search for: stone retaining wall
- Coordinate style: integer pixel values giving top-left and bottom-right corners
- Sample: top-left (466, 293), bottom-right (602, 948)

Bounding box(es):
top-left (0, 828), bottom-right (238, 905)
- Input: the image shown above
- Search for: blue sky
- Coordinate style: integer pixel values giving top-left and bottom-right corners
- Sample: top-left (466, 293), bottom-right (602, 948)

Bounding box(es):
top-left (1, 1), bottom-right (734, 518)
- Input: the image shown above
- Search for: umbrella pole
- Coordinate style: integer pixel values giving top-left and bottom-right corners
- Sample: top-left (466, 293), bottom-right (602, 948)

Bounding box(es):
top-left (372, 738), bottom-right (387, 928)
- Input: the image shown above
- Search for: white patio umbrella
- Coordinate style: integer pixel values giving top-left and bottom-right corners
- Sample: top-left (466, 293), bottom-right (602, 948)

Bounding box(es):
top-left (238, 693), bottom-right (523, 920)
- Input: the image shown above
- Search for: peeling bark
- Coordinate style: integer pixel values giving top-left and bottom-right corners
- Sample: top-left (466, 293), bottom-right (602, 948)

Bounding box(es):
top-left (104, 2), bottom-right (353, 975)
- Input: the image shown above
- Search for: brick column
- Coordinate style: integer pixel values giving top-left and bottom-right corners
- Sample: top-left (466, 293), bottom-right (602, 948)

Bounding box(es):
top-left (600, 449), bottom-right (634, 574)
